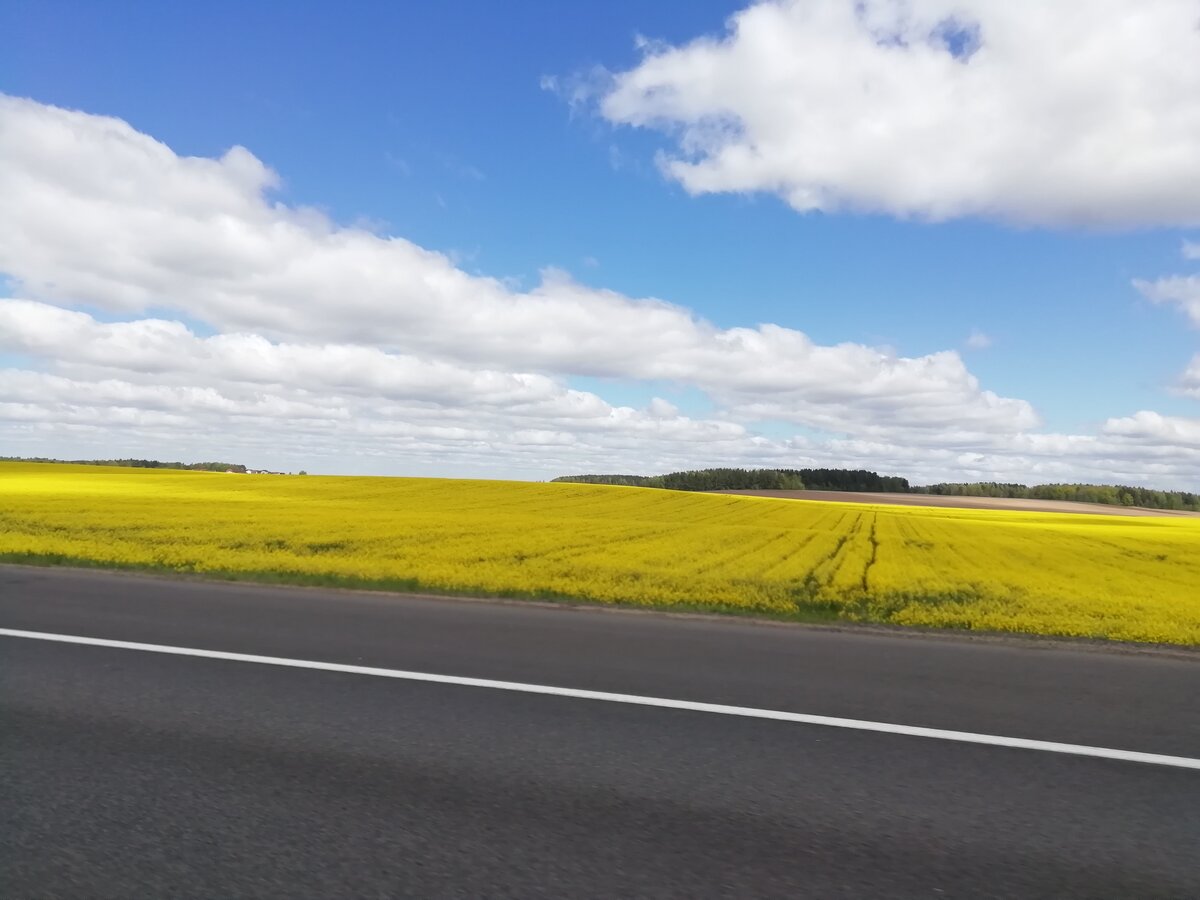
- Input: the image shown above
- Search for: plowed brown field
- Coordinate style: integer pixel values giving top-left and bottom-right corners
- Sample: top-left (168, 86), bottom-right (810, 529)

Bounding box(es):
top-left (713, 490), bottom-right (1200, 517)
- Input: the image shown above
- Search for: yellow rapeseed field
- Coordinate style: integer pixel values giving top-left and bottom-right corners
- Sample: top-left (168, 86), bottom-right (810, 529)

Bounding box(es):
top-left (2, 461), bottom-right (1198, 644)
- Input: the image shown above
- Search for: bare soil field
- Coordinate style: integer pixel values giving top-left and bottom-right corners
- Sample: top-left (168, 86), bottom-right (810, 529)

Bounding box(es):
top-left (713, 490), bottom-right (1200, 517)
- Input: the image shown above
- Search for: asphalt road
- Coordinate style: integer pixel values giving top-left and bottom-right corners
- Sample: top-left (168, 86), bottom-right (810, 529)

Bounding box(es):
top-left (2, 566), bottom-right (1198, 897)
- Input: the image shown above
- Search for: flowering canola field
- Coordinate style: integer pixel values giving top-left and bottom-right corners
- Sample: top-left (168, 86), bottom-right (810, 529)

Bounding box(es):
top-left (2, 462), bottom-right (1198, 644)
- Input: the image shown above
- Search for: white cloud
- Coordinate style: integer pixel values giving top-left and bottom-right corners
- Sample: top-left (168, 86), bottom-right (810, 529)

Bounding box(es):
top-left (0, 94), bottom-right (1197, 486)
top-left (965, 329), bottom-right (992, 350)
top-left (0, 300), bottom-right (586, 413)
top-left (647, 397), bottom-right (680, 418)
top-left (1135, 240), bottom-right (1200, 403)
top-left (596, 0), bottom-right (1200, 227)
top-left (1103, 411), bottom-right (1200, 450)
top-left (1180, 355), bottom-right (1200, 400)
top-left (1135, 239), bottom-right (1200, 326)
top-left (541, 67), bottom-right (615, 119)
top-left (1136, 275), bottom-right (1200, 326)
top-left (0, 94), bottom-right (1034, 439)
top-left (0, 300), bottom-right (748, 446)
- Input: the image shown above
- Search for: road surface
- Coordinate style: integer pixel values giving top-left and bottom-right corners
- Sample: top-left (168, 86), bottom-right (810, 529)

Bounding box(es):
top-left (2, 566), bottom-right (1198, 897)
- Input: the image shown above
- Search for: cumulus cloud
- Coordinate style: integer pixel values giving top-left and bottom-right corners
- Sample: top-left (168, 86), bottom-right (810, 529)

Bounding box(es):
top-left (1179, 355), bottom-right (1200, 400)
top-left (1137, 275), bottom-right (1200, 327)
top-left (1135, 242), bottom-right (1200, 407)
top-left (0, 94), bottom-right (1034, 438)
top-left (1103, 411), bottom-right (1200, 450)
top-left (0, 94), bottom-right (1197, 485)
top-left (595, 0), bottom-right (1200, 227)
top-left (0, 300), bottom-right (597, 413)
top-left (1135, 240), bottom-right (1200, 327)
top-left (0, 300), bottom-right (752, 467)
top-left (965, 329), bottom-right (992, 350)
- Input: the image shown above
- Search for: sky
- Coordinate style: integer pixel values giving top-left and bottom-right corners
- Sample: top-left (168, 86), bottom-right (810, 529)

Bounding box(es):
top-left (1, 0), bottom-right (1198, 487)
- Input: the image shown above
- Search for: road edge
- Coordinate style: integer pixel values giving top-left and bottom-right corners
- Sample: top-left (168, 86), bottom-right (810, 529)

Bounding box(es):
top-left (3, 562), bottom-right (1197, 662)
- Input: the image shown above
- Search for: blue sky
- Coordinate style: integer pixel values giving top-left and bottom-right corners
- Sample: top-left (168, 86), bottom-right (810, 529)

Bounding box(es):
top-left (1, 1), bottom-right (1198, 485)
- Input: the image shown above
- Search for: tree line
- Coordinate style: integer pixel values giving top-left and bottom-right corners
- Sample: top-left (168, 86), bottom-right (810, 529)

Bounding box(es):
top-left (554, 468), bottom-right (805, 491)
top-left (553, 468), bottom-right (1199, 511)
top-left (916, 481), bottom-right (1200, 511)
top-left (552, 467), bottom-right (909, 493)
top-left (2, 456), bottom-right (247, 473)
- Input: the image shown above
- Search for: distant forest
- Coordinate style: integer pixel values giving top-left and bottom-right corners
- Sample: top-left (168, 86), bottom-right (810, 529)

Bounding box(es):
top-left (553, 468), bottom-right (1200, 511)
top-left (552, 468), bottom-right (909, 493)
top-left (917, 481), bottom-right (1200, 511)
top-left (2, 457), bottom-right (246, 473)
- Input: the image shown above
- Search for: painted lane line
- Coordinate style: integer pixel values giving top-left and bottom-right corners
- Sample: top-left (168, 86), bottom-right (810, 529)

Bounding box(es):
top-left (3, 627), bottom-right (1198, 771)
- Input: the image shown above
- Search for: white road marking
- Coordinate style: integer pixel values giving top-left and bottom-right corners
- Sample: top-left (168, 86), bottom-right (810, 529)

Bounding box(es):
top-left (3, 626), bottom-right (1197, 770)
